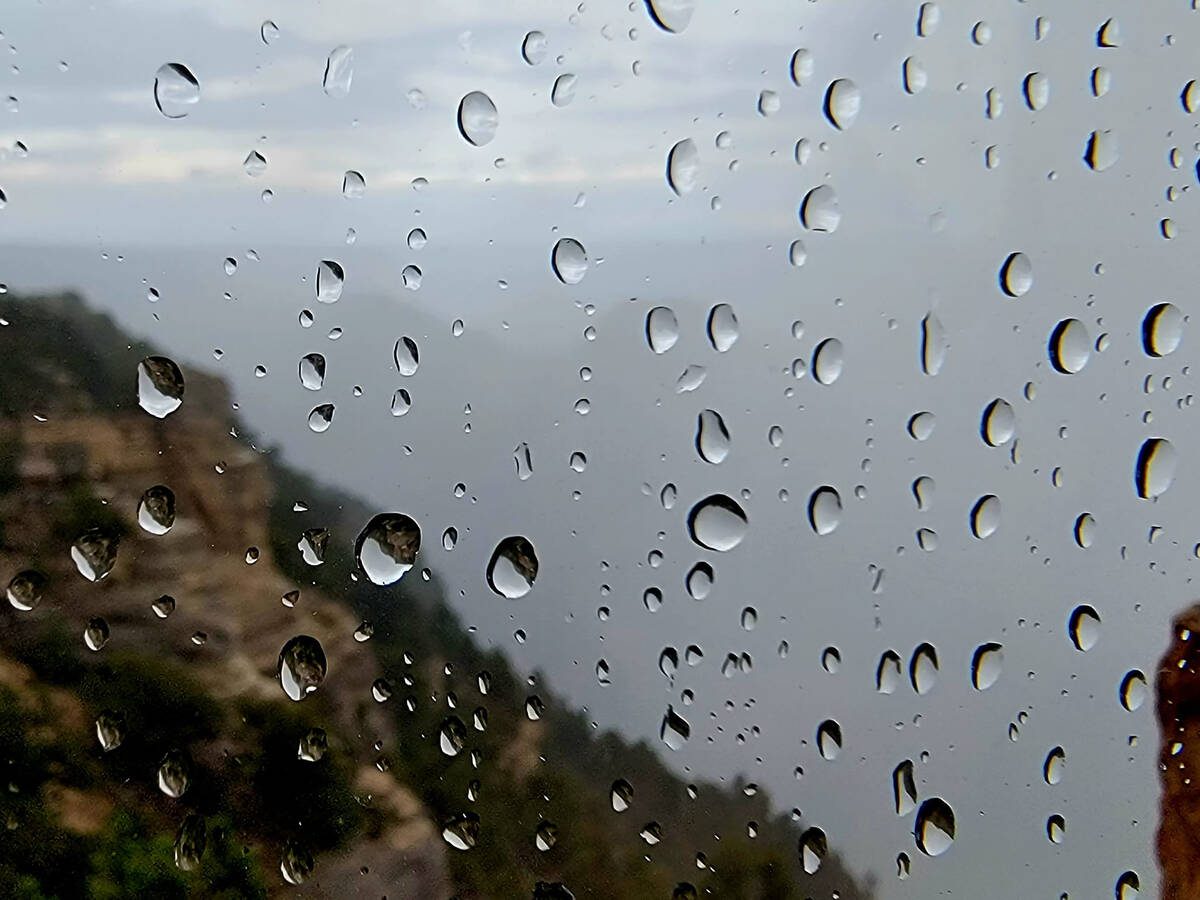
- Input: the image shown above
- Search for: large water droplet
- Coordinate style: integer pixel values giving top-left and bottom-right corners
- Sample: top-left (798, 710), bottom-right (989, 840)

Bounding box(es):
top-left (646, 306), bottom-right (679, 353)
top-left (644, 0), bottom-right (694, 33)
top-left (138, 484), bottom-right (176, 534)
top-left (153, 63), bottom-right (199, 118)
top-left (1143, 302), bottom-right (1184, 357)
top-left (1074, 513), bottom-right (1095, 549)
top-left (355, 513), bottom-right (420, 585)
top-left (1023, 72), bottom-right (1050, 110)
top-left (514, 442), bottom-right (534, 480)
top-left (801, 185), bottom-right (840, 232)
top-left (812, 338), bottom-right (844, 384)
top-left (157, 749), bottom-right (191, 798)
top-left (442, 813), bottom-right (480, 851)
top-left (916, 2), bottom-right (940, 36)
top-left (95, 710), bottom-right (125, 751)
top-left (910, 644), bottom-right (939, 694)
top-left (902, 57), bottom-right (927, 94)
top-left (457, 91), bottom-right (498, 146)
top-left (487, 536), bottom-right (539, 598)
top-left (6, 570), bottom-right (45, 611)
top-left (550, 73), bottom-right (578, 107)
top-left (72, 528), bottom-right (120, 582)
top-left (660, 705), bottom-right (690, 749)
top-left (791, 49), bottom-right (814, 86)
top-left (808, 486), bottom-right (842, 535)
top-left (877, 650), bottom-right (902, 693)
top-left (439, 716), bottom-right (468, 757)
top-left (907, 411), bottom-right (936, 441)
top-left (611, 779), bottom-right (633, 812)
top-left (914, 798), bottom-right (955, 856)
top-left (687, 494), bottom-right (748, 552)
top-left (817, 720), bottom-right (842, 760)
top-left (706, 303), bottom-right (739, 352)
top-left (1116, 871), bottom-right (1140, 900)
top-left (137, 356), bottom-right (184, 418)
top-left (551, 238), bottom-right (588, 284)
top-left (667, 139), bottom-right (699, 196)
top-left (521, 31), bottom-right (548, 65)
top-left (151, 594), bottom-right (176, 619)
top-left (686, 562), bottom-right (713, 600)
top-left (971, 643), bottom-right (1003, 690)
top-left (969, 494), bottom-right (1001, 539)
top-left (1049, 318), bottom-right (1091, 374)
top-left (1120, 670), bottom-right (1147, 712)
top-left (799, 827), bottom-right (827, 874)
top-left (1097, 17), bottom-right (1122, 47)
top-left (1068, 605), bottom-right (1100, 651)
top-left (278, 635), bottom-right (327, 701)
top-left (1135, 437), bottom-right (1177, 499)
top-left (323, 45), bottom-right (354, 98)
top-left (308, 404), bottom-right (335, 433)
top-left (920, 312), bottom-right (946, 375)
top-left (894, 760), bottom-right (917, 814)
top-left (1043, 746), bottom-right (1066, 785)
top-left (695, 410), bottom-right (730, 464)
top-left (299, 353), bottom-right (326, 390)
top-left (84, 616), bottom-right (109, 650)
top-left (1084, 130), bottom-right (1119, 171)
top-left (981, 399), bottom-right (1015, 446)
top-left (316, 260), bottom-right (344, 303)
top-left (999, 252), bottom-right (1032, 297)
top-left (823, 79), bottom-right (861, 130)
top-left (174, 815), bottom-right (206, 871)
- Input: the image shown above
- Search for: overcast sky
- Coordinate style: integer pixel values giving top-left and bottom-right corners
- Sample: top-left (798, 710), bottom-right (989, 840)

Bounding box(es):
top-left (4, 0), bottom-right (1199, 895)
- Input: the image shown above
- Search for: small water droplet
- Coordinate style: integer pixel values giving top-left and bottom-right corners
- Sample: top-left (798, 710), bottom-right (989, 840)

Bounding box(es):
top-left (816, 720), bottom-right (842, 760)
top-left (902, 57), bottom-right (927, 94)
top-left (910, 643), bottom-right (939, 694)
top-left (278, 635), bottom-right (327, 701)
top-left (808, 486), bottom-right (842, 535)
top-left (298, 728), bottom-right (327, 762)
top-left (969, 495), bottom-right (1001, 539)
top-left (316, 259), bottom-right (344, 303)
top-left (550, 73), bottom-right (578, 107)
top-left (907, 411), bottom-right (936, 441)
top-left (1044, 746), bottom-right (1066, 785)
top-left (83, 616), bottom-right (110, 651)
top-left (72, 529), bottom-right (120, 582)
top-left (260, 20), bottom-right (279, 45)
top-left (308, 404), bottom-right (335, 433)
top-left (1120, 670), bottom-right (1147, 712)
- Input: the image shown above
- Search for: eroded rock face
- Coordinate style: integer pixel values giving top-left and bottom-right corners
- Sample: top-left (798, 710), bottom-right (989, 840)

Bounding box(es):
top-left (1157, 605), bottom-right (1200, 899)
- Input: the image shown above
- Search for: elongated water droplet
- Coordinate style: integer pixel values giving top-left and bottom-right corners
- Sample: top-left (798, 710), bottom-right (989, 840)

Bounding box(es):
top-left (910, 644), bottom-right (939, 694)
top-left (356, 513), bottom-right (420, 585)
top-left (675, 365), bottom-right (707, 393)
top-left (999, 252), bottom-right (1032, 297)
top-left (791, 49), bottom-right (814, 86)
top-left (157, 749), bottom-right (191, 798)
top-left (487, 536), bottom-right (539, 598)
top-left (920, 313), bottom-right (945, 375)
top-left (137, 356), bottom-right (184, 418)
top-left (316, 260), bottom-right (344, 303)
top-left (823, 79), bottom-right (861, 130)
top-left (1023, 72), bottom-right (1049, 110)
top-left (442, 813), bottom-right (480, 851)
top-left (457, 91), bottom-right (498, 146)
top-left (611, 779), bottom-right (633, 812)
top-left (299, 353), bottom-right (326, 390)
top-left (659, 647), bottom-right (679, 678)
top-left (137, 484), bottom-right (176, 534)
top-left (971, 643), bottom-right (1003, 690)
top-left (660, 705), bottom-right (690, 749)
top-left (550, 74), bottom-right (577, 107)
top-left (644, 0), bottom-right (694, 33)
top-left (6, 570), bottom-right (45, 611)
top-left (1143, 303), bottom-right (1183, 357)
top-left (812, 338), bottom-right (844, 384)
top-left (914, 798), bottom-right (955, 856)
top-left (278, 635), bottom-right (327, 701)
top-left (877, 650), bottom-right (902, 693)
top-left (439, 716), bottom-right (467, 757)
top-left (801, 184), bottom-right (840, 233)
top-left (902, 57), bottom-right (927, 94)
top-left (1097, 17), bottom-right (1121, 47)
top-left (72, 529), bottom-right (120, 582)
top-left (95, 710), bottom-right (125, 751)
top-left (808, 486), bottom-right (842, 535)
top-left (1074, 513), bottom-right (1095, 548)
top-left (154, 63), bottom-right (199, 118)
top-left (323, 45), bottom-right (354, 97)
top-left (1116, 871), bottom-right (1140, 900)
top-left (1068, 605), bottom-right (1100, 651)
top-left (1084, 130), bottom-right (1118, 171)
top-left (686, 562), bottom-right (713, 600)
top-left (1043, 746), bottom-right (1065, 785)
top-left (84, 616), bottom-right (109, 650)
top-left (912, 476), bottom-right (935, 511)
top-left (916, 2), bottom-right (940, 36)
top-left (552, 238), bottom-right (588, 284)
top-left (390, 390), bottom-right (412, 416)
top-left (646, 306), bottom-right (679, 353)
top-left (667, 139), bottom-right (699, 196)
top-left (687, 494), bottom-right (748, 552)
top-left (308, 404), bottom-right (335, 433)
top-left (514, 442), bottom-right (534, 480)
top-left (260, 20), bottom-right (279, 44)
top-left (1092, 66), bottom-right (1111, 98)
top-left (298, 728), bottom-right (327, 762)
top-left (981, 399), bottom-right (1015, 446)
top-left (522, 31), bottom-right (548, 65)
top-left (1135, 437), bottom-right (1177, 499)
top-left (969, 494), bottom-right (1001, 539)
top-left (908, 411), bottom-right (936, 441)
top-left (1120, 670), bottom-right (1147, 712)
top-left (706, 303), bottom-right (739, 351)
top-left (695, 410), bottom-right (730, 464)
top-left (341, 169), bottom-right (365, 198)
top-left (799, 827), bottom-right (827, 874)
top-left (174, 815), bottom-right (206, 871)
top-left (893, 760), bottom-right (917, 814)
top-left (817, 720), bottom-right (842, 760)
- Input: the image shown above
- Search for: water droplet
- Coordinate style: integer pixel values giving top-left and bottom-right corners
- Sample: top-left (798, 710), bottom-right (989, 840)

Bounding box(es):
top-left (323, 45), bottom-right (354, 98)
top-left (137, 356), bottom-right (184, 418)
top-left (971, 643), bottom-right (1003, 690)
top-left (999, 252), bottom-right (1033, 297)
top-left (72, 529), bottom-right (120, 582)
top-left (157, 749), bottom-right (191, 798)
top-left (308, 404), bottom-right (335, 433)
top-left (706, 303), bottom-right (739, 351)
top-left (534, 821), bottom-right (558, 852)
top-left (390, 390), bottom-right (412, 417)
top-left (920, 313), bottom-right (946, 375)
top-left (299, 353), bottom-right (326, 390)
top-left (522, 31), bottom-right (548, 65)
top-left (1073, 513), bottom-right (1095, 549)
top-left (514, 442), bottom-right (534, 480)
top-left (1044, 746), bottom-right (1066, 785)
top-left (894, 760), bottom-right (917, 814)
top-left (643, 586), bottom-right (664, 612)
top-left (695, 410), bottom-right (730, 464)
top-left (611, 779), bottom-right (633, 812)
top-left (340, 169), bottom-right (365, 198)
top-left (808, 486), bottom-right (842, 535)
top-left (972, 21), bottom-right (992, 44)
top-left (910, 644), bottom-right (939, 694)
top-left (1048, 319), bottom-right (1091, 376)
top-left (551, 238), bottom-right (588, 284)
top-left (741, 607), bottom-right (758, 631)
top-left (1023, 72), bottom-right (1050, 110)
top-left (5, 569), bottom-right (44, 612)
top-left (136, 484), bottom-right (176, 534)
top-left (174, 815), bottom-right (206, 871)
top-left (969, 495), bottom-right (1001, 539)
top-left (640, 822), bottom-right (663, 845)
top-left (811, 338), bottom-right (844, 384)
top-left (981, 399), bottom-right (1015, 447)
top-left (1068, 605), bottom-right (1100, 651)
top-left (687, 494), bottom-right (748, 552)
top-left (457, 91), bottom-right (498, 146)
top-left (1097, 17), bottom-right (1122, 47)
top-left (907, 411), bottom-right (936, 441)
top-left (916, 2), bottom-right (940, 36)
top-left (298, 728), bottom-right (327, 762)
top-left (757, 89), bottom-right (780, 116)
top-left (646, 306), bottom-right (679, 353)
top-left (372, 678), bottom-right (394, 703)
top-left (661, 705), bottom-right (690, 749)
top-left (243, 150), bottom-right (267, 177)
top-left (260, 20), bottom-right (279, 45)
top-left (916, 528), bottom-right (938, 551)
top-left (914, 798), bottom-right (955, 856)
top-left (799, 827), bottom-right (827, 873)
top-left (1116, 871), bottom-right (1140, 900)
top-left (550, 73), bottom-right (577, 107)
top-left (278, 635), bottom-right (327, 701)
top-left (153, 63), bottom-right (199, 118)
top-left (902, 57), bottom-right (927, 94)
top-left (151, 594), bottom-right (176, 619)
top-left (1135, 437), bottom-right (1177, 499)
top-left (316, 260), bottom-right (344, 303)
top-left (95, 710), bottom-right (125, 751)
top-left (1084, 130), bottom-right (1118, 171)
top-left (821, 646), bottom-right (841, 673)
top-left (877, 650), bottom-right (902, 693)
top-left (684, 562), bottom-right (714, 600)
top-left (801, 185), bottom-right (840, 232)
top-left (789, 240), bottom-right (807, 267)
top-left (659, 647), bottom-right (679, 679)
top-left (644, 0), bottom-right (694, 33)
top-left (280, 841), bottom-right (314, 885)
top-left (1143, 302), bottom-right (1184, 357)
top-left (816, 720), bottom-right (842, 760)
top-left (666, 139), bottom-right (699, 196)
top-left (355, 513), bottom-right (420, 585)
top-left (1120, 670), bottom-right (1147, 712)
top-left (442, 812), bottom-right (480, 851)
top-left (912, 477), bottom-right (935, 511)
top-left (487, 536), bottom-right (539, 598)
top-left (823, 79), bottom-right (861, 130)
top-left (439, 716), bottom-right (467, 757)
top-left (1092, 66), bottom-right (1111, 97)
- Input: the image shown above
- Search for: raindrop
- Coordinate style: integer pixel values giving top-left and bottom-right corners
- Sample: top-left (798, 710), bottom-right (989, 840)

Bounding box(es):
top-left (661, 706), bottom-right (690, 749)
top-left (644, 0), bottom-right (694, 33)
top-left (611, 779), bottom-right (633, 812)
top-left (912, 476), bottom-right (935, 511)
top-left (757, 90), bottom-right (780, 116)
top-left (308, 404), bottom-right (335, 433)
top-left (821, 646), bottom-right (841, 673)
top-left (137, 356), bottom-right (185, 418)
top-left (999, 252), bottom-right (1033, 297)
top-left (646, 306), bottom-right (679, 353)
top-left (315, 260), bottom-right (344, 303)
top-left (687, 494), bottom-right (748, 552)
top-left (695, 410), bottom-right (730, 464)
top-left (808, 486), bottom-right (842, 535)
top-left (442, 527), bottom-right (458, 551)
top-left (138, 485), bottom-right (176, 534)
top-left (439, 716), bottom-right (468, 757)
top-left (522, 31), bottom-right (548, 65)
top-left (95, 710), bottom-right (125, 751)
top-left (971, 643), bottom-right (1003, 690)
top-left (260, 20), bottom-right (279, 45)
top-left (1097, 17), bottom-right (1122, 47)
top-left (812, 338), bottom-right (844, 384)
top-left (153, 63), bottom-right (199, 118)
top-left (280, 842), bottom-right (314, 885)
top-left (920, 313), bottom-right (946, 375)
top-left (298, 528), bottom-right (328, 565)
top-left (298, 728), bottom-right (327, 762)
top-left (1092, 67), bottom-right (1111, 98)
top-left (243, 151), bottom-right (267, 176)
top-left (535, 821), bottom-right (558, 852)
top-left (916, 2), bottom-right (940, 36)
top-left (1116, 872), bottom-right (1140, 900)
top-left (969, 495), bottom-right (1001, 539)
top-left (643, 587), bottom-right (663, 612)
top-left (877, 650), bottom-right (902, 693)
top-left (823, 79), bottom-right (861, 130)
top-left (355, 513), bottom-right (421, 585)
top-left (686, 562), bottom-right (714, 600)
top-left (569, 452), bottom-right (587, 473)
top-left (299, 353), bottom-right (326, 390)
top-left (1120, 670), bottom-right (1147, 712)
top-left (914, 799), bottom-right (955, 856)
top-left (72, 529), bottom-right (120, 582)
top-left (902, 57), bottom-right (927, 94)
top-left (1143, 303), bottom-right (1184, 357)
top-left (910, 644), bottom-right (939, 694)
top-left (6, 570), bottom-right (45, 611)
top-left (407, 228), bottom-right (427, 250)
top-left (972, 21), bottom-right (992, 44)
top-left (1048, 319), bottom-right (1090, 375)
top-left (174, 815), bottom-right (206, 871)
top-left (1184, 81), bottom-right (1200, 114)
top-left (1135, 438), bottom-right (1177, 499)
top-left (1084, 130), bottom-right (1118, 171)
top-left (799, 827), bottom-right (827, 874)
top-left (907, 411), bottom-right (936, 441)
top-left (791, 49), bottom-right (814, 86)
top-left (801, 185), bottom-right (840, 232)
top-left (342, 170), bottom-right (365, 198)
top-left (981, 399), bottom-right (1015, 446)
top-left (442, 812), bottom-right (480, 851)
top-left (550, 74), bottom-right (577, 107)
top-left (741, 607), bottom-right (758, 630)
top-left (706, 303), bottom-right (739, 352)
top-left (1068, 605), bottom-right (1100, 651)
top-left (372, 678), bottom-right (394, 703)
top-left (278, 635), bottom-right (327, 701)
top-left (1023, 72), bottom-right (1049, 110)
top-left (893, 760), bottom-right (917, 814)
top-left (1044, 746), bottom-right (1066, 785)
top-left (323, 45), bottom-right (354, 98)
top-left (675, 365), bottom-right (707, 392)
top-left (457, 91), bottom-right (499, 146)
top-left (151, 595), bottom-right (176, 619)
top-left (789, 240), bottom-right (807, 267)
top-left (487, 536), bottom-right (539, 598)
top-left (666, 139), bottom-right (699, 196)
top-left (1074, 513), bottom-right (1095, 549)
top-left (390, 390), bottom-right (412, 417)
top-left (816, 720), bottom-right (842, 760)
top-left (514, 442), bottom-right (534, 480)
top-left (551, 238), bottom-right (588, 284)
top-left (659, 647), bottom-right (679, 678)
top-left (157, 749), bottom-right (191, 798)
